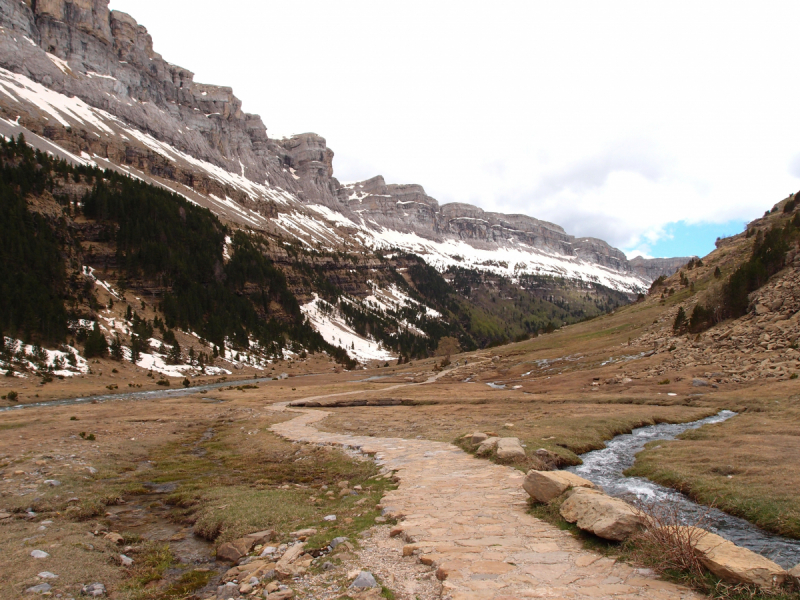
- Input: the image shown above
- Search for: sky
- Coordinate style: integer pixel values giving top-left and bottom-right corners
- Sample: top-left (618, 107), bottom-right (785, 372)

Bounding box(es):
top-left (107, 0), bottom-right (800, 259)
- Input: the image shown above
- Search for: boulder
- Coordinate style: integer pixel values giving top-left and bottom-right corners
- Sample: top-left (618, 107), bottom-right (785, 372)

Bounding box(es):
top-left (690, 528), bottom-right (787, 588)
top-left (216, 537), bottom-right (255, 563)
top-left (470, 432), bottom-right (488, 446)
top-left (523, 470), bottom-right (596, 503)
top-left (476, 437), bottom-right (499, 456)
top-left (495, 437), bottom-right (525, 460)
top-left (244, 529), bottom-right (276, 546)
top-left (559, 488), bottom-right (646, 541)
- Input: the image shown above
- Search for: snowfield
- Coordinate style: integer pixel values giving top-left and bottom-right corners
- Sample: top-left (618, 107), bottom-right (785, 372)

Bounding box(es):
top-left (302, 295), bottom-right (395, 363)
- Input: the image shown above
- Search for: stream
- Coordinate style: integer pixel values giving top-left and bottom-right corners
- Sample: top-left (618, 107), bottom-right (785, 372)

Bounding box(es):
top-left (0, 376), bottom-right (279, 413)
top-left (567, 411), bottom-right (800, 569)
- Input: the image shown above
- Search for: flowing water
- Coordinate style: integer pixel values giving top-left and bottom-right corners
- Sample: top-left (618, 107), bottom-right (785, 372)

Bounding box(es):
top-left (0, 376), bottom-right (279, 413)
top-left (567, 411), bottom-right (800, 568)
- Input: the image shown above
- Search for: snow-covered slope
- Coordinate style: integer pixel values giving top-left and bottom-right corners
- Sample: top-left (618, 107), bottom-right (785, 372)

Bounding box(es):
top-left (0, 2), bottom-right (677, 297)
top-left (0, 62), bottom-right (651, 294)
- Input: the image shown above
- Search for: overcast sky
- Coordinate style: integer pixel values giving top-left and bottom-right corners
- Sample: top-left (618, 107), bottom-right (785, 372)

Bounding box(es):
top-left (108, 0), bottom-right (800, 258)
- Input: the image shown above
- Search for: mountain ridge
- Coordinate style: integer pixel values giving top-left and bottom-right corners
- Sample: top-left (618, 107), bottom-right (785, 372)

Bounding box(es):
top-left (0, 0), bottom-right (689, 294)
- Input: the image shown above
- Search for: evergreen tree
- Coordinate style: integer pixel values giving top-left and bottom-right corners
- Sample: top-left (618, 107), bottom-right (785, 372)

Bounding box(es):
top-left (84, 323), bottom-right (108, 358)
top-left (130, 335), bottom-right (146, 364)
top-left (673, 307), bottom-right (687, 333)
top-left (167, 341), bottom-right (182, 365)
top-left (110, 334), bottom-right (124, 361)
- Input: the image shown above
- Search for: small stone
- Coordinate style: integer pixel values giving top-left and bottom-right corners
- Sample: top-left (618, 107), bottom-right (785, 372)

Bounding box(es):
top-left (30, 550), bottom-right (49, 559)
top-left (337, 481), bottom-right (349, 489)
top-left (217, 582), bottom-right (238, 599)
top-left (239, 583), bottom-right (253, 594)
top-left (43, 480), bottom-right (61, 487)
top-left (329, 536), bottom-right (348, 549)
top-left (259, 546), bottom-right (277, 557)
top-left (120, 554), bottom-right (134, 567)
top-left (289, 528), bottom-right (317, 538)
top-left (25, 583), bottom-right (52, 594)
top-left (323, 514), bottom-right (336, 521)
top-left (322, 561), bottom-right (335, 571)
top-left (81, 582), bottom-right (106, 597)
top-left (353, 485), bottom-right (362, 490)
top-left (692, 378), bottom-right (710, 387)
top-left (0, 512), bottom-right (11, 520)
top-left (374, 516), bottom-right (387, 523)
top-left (104, 532), bottom-right (124, 545)
top-left (38, 572), bottom-right (58, 579)
top-left (349, 571), bottom-right (379, 589)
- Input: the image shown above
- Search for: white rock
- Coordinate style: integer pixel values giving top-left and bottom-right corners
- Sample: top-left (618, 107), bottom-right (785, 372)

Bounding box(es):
top-left (30, 550), bottom-right (50, 559)
top-left (323, 514), bottom-right (336, 521)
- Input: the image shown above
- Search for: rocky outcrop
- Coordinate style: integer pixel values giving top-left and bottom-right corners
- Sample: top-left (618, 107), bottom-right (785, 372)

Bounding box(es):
top-left (522, 470), bottom-right (597, 503)
top-left (690, 528), bottom-right (787, 588)
top-left (559, 488), bottom-right (646, 541)
top-left (0, 0), bottom-right (684, 291)
top-left (630, 248), bottom-right (800, 383)
top-left (629, 256), bottom-right (693, 281)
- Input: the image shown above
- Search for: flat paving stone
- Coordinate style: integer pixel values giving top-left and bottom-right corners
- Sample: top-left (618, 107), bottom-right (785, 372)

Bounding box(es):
top-left (269, 403), bottom-right (703, 600)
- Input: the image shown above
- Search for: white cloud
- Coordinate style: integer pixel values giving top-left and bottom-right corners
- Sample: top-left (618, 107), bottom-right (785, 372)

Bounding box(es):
top-left (108, 0), bottom-right (800, 253)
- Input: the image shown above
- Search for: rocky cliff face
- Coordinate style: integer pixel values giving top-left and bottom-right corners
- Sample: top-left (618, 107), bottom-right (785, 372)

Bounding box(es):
top-left (0, 0), bottom-right (686, 292)
top-left (628, 256), bottom-right (693, 282)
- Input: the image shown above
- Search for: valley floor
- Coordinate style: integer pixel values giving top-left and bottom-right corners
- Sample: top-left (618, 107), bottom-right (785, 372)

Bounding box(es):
top-left (1, 316), bottom-right (798, 599)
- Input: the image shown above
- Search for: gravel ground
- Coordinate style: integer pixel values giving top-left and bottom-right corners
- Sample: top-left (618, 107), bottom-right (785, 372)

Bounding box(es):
top-left (296, 525), bottom-right (442, 600)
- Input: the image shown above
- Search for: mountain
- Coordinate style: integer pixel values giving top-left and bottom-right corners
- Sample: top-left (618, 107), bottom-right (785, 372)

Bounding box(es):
top-left (0, 0), bottom-right (693, 368)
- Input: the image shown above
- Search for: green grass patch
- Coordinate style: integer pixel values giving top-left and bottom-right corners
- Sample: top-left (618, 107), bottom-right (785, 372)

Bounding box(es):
top-left (0, 421), bottom-right (28, 431)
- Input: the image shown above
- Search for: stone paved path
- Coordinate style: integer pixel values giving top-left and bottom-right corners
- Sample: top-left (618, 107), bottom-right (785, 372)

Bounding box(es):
top-left (270, 401), bottom-right (703, 600)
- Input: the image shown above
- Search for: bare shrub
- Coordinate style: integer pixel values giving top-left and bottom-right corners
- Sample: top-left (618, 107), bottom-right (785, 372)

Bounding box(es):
top-left (626, 498), bottom-right (712, 578)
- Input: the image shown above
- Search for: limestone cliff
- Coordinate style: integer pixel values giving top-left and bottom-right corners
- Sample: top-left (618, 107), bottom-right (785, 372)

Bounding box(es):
top-left (0, 0), bottom-right (684, 290)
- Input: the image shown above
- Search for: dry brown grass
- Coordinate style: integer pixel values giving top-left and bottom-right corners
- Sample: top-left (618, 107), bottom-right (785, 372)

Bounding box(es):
top-left (317, 392), bottom-right (716, 466)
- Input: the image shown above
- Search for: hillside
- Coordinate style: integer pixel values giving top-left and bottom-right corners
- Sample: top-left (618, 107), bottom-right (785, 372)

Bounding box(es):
top-left (0, 0), bottom-right (696, 372)
top-left (0, 0), bottom-right (679, 292)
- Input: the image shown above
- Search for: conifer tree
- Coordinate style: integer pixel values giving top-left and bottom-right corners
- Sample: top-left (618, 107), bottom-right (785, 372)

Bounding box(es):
top-left (84, 323), bottom-right (108, 358)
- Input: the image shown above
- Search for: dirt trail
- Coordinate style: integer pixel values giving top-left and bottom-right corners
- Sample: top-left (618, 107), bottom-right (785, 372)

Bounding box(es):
top-left (269, 376), bottom-right (702, 600)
